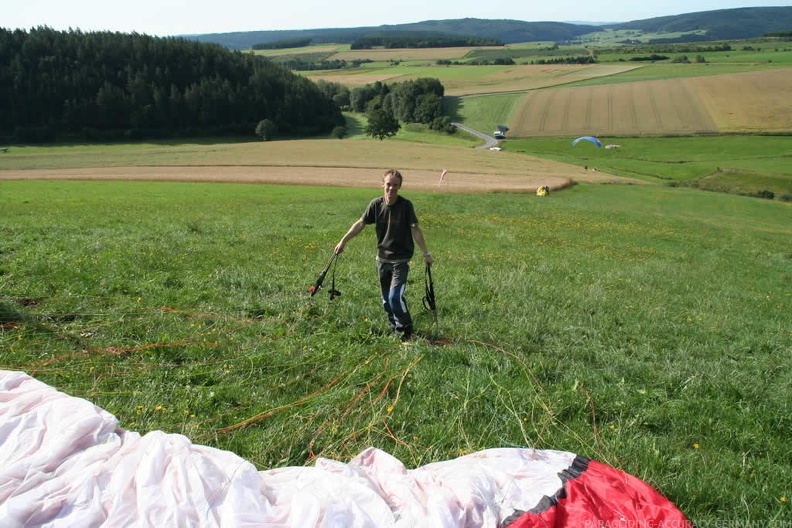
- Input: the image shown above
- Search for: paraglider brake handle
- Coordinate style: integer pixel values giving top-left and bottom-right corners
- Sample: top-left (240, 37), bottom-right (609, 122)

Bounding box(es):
top-left (309, 251), bottom-right (342, 300)
top-left (422, 263), bottom-right (436, 311)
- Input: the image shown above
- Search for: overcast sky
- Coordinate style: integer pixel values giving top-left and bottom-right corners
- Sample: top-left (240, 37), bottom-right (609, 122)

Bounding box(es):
top-left (5, 1), bottom-right (790, 36)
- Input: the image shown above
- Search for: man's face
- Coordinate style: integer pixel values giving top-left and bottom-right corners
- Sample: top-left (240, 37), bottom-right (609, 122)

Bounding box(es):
top-left (383, 174), bottom-right (401, 204)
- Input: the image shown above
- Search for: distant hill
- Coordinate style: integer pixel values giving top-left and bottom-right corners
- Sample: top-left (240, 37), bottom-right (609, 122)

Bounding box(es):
top-left (187, 19), bottom-right (597, 50)
top-left (610, 6), bottom-right (792, 41)
top-left (187, 7), bottom-right (792, 50)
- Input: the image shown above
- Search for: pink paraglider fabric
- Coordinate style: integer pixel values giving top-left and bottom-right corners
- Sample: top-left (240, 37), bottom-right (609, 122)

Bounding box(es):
top-left (0, 370), bottom-right (691, 527)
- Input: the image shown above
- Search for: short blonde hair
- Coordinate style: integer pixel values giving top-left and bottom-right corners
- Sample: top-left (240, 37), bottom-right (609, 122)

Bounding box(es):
top-left (383, 169), bottom-right (402, 185)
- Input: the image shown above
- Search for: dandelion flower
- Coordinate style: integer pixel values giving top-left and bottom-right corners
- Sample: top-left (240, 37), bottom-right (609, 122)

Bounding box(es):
top-left (693, 443), bottom-right (700, 449)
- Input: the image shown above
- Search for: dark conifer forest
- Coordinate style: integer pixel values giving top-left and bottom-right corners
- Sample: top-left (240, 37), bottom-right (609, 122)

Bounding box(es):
top-left (0, 27), bottom-right (345, 142)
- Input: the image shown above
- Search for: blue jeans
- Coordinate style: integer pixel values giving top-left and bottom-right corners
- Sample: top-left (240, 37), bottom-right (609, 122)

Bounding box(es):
top-left (377, 260), bottom-right (412, 335)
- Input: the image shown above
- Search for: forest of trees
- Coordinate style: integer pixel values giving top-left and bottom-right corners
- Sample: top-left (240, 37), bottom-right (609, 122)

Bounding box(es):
top-left (350, 35), bottom-right (502, 50)
top-left (279, 58), bottom-right (372, 72)
top-left (0, 27), bottom-right (345, 142)
top-left (310, 77), bottom-right (454, 140)
top-left (252, 38), bottom-right (313, 50)
top-left (351, 78), bottom-right (454, 135)
top-left (533, 56), bottom-right (597, 65)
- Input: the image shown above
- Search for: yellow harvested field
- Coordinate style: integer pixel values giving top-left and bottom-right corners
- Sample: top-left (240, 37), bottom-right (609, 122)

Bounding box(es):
top-left (0, 166), bottom-right (575, 194)
top-left (0, 140), bottom-right (640, 192)
top-left (510, 79), bottom-right (718, 137)
top-left (305, 71), bottom-right (413, 87)
top-left (690, 69), bottom-right (792, 132)
top-left (441, 65), bottom-right (640, 96)
top-left (508, 68), bottom-right (792, 137)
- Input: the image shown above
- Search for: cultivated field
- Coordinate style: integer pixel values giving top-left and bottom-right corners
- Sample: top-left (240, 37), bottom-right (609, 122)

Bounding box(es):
top-left (309, 64), bottom-right (641, 96)
top-left (509, 77), bottom-right (718, 137)
top-left (0, 139), bottom-right (639, 191)
top-left (257, 44), bottom-right (345, 57)
top-left (690, 68), bottom-right (792, 133)
top-left (506, 68), bottom-right (792, 137)
top-left (328, 46), bottom-right (478, 62)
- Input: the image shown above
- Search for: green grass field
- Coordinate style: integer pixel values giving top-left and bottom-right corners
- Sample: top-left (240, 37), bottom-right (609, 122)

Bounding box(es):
top-left (2, 178), bottom-right (791, 523)
top-left (501, 136), bottom-right (792, 194)
top-left (446, 92), bottom-right (523, 135)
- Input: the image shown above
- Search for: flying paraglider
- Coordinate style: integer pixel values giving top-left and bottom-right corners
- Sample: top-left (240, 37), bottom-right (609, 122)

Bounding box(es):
top-left (571, 136), bottom-right (602, 148)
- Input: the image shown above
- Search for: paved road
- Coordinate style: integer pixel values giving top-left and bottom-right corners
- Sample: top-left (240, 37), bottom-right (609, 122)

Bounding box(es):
top-left (451, 122), bottom-right (500, 149)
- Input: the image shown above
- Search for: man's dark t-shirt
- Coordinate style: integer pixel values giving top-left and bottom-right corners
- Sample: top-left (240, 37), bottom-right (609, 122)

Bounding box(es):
top-left (362, 196), bottom-right (418, 262)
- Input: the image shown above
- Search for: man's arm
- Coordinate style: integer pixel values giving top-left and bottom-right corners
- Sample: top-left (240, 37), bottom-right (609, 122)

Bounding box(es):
top-left (335, 219), bottom-right (366, 254)
top-left (412, 225), bottom-right (434, 265)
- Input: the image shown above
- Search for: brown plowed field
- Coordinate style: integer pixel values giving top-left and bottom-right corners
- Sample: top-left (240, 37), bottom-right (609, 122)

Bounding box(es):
top-left (509, 68), bottom-right (792, 137)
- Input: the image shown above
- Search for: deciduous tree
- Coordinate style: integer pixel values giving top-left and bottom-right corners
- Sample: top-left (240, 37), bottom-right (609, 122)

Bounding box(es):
top-left (364, 107), bottom-right (400, 140)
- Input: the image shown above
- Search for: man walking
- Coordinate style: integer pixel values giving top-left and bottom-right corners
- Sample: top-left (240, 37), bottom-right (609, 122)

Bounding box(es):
top-left (335, 169), bottom-right (434, 341)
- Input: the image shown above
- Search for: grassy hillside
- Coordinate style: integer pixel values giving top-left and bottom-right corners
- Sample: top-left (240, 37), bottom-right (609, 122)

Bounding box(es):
top-left (2, 180), bottom-right (790, 524)
top-left (610, 6), bottom-right (792, 41)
